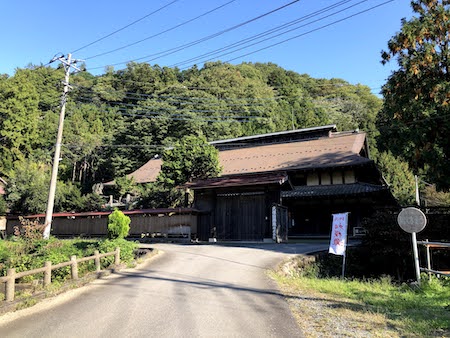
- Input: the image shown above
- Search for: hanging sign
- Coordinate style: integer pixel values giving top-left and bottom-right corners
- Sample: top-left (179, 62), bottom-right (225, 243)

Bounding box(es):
top-left (329, 213), bottom-right (349, 256)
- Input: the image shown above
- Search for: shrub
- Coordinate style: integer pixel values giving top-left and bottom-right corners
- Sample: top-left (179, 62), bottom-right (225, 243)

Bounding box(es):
top-left (97, 238), bottom-right (138, 267)
top-left (0, 196), bottom-right (7, 215)
top-left (107, 209), bottom-right (131, 239)
top-left (16, 216), bottom-right (46, 242)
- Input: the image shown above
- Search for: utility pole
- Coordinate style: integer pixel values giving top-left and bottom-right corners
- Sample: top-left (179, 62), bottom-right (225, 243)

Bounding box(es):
top-left (291, 107), bottom-right (295, 130)
top-left (43, 54), bottom-right (82, 239)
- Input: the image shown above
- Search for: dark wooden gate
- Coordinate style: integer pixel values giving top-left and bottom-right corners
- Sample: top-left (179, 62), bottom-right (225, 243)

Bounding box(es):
top-left (272, 204), bottom-right (288, 243)
top-left (215, 192), bottom-right (265, 240)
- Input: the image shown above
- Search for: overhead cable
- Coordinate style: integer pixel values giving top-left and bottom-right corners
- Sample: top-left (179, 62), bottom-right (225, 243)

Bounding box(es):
top-left (222, 1), bottom-right (394, 65)
top-left (170, 0), bottom-right (357, 68)
top-left (84, 0), bottom-right (238, 60)
top-left (71, 0), bottom-right (180, 54)
top-left (76, 97), bottom-right (263, 115)
top-left (87, 0), bottom-right (301, 70)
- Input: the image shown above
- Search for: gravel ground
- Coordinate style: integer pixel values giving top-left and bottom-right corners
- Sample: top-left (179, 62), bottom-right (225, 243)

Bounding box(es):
top-left (281, 290), bottom-right (401, 338)
top-left (271, 257), bottom-right (404, 338)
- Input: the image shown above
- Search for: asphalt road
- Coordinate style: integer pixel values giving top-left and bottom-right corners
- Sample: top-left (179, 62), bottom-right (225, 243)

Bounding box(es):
top-left (0, 242), bottom-right (327, 338)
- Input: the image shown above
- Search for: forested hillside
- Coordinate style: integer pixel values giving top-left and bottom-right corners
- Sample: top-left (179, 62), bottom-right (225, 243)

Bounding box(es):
top-left (0, 61), bottom-right (408, 213)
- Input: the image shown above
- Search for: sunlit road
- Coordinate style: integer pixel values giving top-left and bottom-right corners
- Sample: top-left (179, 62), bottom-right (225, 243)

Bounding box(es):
top-left (0, 242), bottom-right (327, 338)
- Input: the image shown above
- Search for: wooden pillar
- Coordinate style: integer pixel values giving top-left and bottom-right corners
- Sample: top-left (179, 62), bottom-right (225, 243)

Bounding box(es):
top-left (44, 261), bottom-right (52, 286)
top-left (94, 250), bottom-right (101, 272)
top-left (114, 247), bottom-right (120, 265)
top-left (71, 255), bottom-right (78, 280)
top-left (5, 268), bottom-right (16, 302)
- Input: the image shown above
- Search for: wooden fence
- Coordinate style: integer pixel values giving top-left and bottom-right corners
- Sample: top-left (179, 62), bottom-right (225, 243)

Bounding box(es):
top-left (0, 247), bottom-right (120, 302)
top-left (418, 240), bottom-right (450, 278)
top-left (6, 209), bottom-right (199, 240)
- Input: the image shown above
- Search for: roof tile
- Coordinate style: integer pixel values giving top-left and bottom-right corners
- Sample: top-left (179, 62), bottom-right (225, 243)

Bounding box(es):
top-left (125, 132), bottom-right (369, 184)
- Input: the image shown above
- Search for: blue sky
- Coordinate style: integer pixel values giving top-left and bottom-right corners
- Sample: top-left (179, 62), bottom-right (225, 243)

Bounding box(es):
top-left (1, 0), bottom-right (412, 95)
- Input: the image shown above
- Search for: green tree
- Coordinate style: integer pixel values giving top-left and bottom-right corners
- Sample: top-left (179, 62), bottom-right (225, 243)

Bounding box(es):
top-left (4, 159), bottom-right (99, 214)
top-left (115, 176), bottom-right (136, 202)
top-left (139, 135), bottom-right (222, 209)
top-left (378, 0), bottom-right (450, 190)
top-left (107, 209), bottom-right (131, 239)
top-left (376, 151), bottom-right (416, 205)
top-left (137, 182), bottom-right (185, 209)
top-left (0, 70), bottom-right (42, 170)
top-left (61, 102), bottom-right (109, 190)
top-left (422, 185), bottom-right (450, 206)
top-left (5, 160), bottom-right (50, 214)
top-left (0, 195), bottom-right (7, 215)
top-left (158, 135), bottom-right (222, 186)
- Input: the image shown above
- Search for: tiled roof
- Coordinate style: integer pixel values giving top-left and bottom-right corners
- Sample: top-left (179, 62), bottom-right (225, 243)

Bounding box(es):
top-left (123, 158), bottom-right (163, 184)
top-left (210, 124), bottom-right (337, 147)
top-left (188, 172), bottom-right (288, 189)
top-left (123, 132), bottom-right (370, 184)
top-left (281, 183), bottom-right (388, 198)
top-left (219, 132), bottom-right (369, 175)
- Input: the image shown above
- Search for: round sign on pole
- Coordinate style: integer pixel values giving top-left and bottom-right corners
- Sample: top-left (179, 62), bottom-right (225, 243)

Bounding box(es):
top-left (397, 207), bottom-right (427, 233)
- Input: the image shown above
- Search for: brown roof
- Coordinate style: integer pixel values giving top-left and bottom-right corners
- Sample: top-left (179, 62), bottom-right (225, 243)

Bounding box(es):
top-left (124, 158), bottom-right (163, 184)
top-left (219, 132), bottom-right (369, 175)
top-left (124, 132), bottom-right (370, 184)
top-left (281, 183), bottom-right (388, 198)
top-left (188, 172), bottom-right (289, 189)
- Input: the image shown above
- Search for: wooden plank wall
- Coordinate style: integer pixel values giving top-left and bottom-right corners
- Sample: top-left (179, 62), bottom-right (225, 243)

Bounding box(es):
top-left (6, 213), bottom-right (198, 238)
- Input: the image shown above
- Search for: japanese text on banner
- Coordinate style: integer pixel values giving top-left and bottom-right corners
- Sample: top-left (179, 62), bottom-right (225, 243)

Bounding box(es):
top-left (329, 213), bottom-right (349, 256)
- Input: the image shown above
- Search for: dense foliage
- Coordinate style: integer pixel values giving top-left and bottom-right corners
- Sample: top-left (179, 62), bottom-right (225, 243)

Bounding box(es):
top-left (375, 151), bottom-right (416, 205)
top-left (0, 196), bottom-right (6, 215)
top-left (0, 237), bottom-right (138, 281)
top-left (107, 209), bottom-right (131, 239)
top-left (0, 61), bottom-right (389, 213)
top-left (158, 135), bottom-right (222, 186)
top-left (378, 0), bottom-right (450, 190)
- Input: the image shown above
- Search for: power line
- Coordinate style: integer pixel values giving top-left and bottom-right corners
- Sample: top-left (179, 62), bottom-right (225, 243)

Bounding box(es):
top-left (71, 0), bottom-right (180, 54)
top-left (84, 0), bottom-right (238, 60)
top-left (71, 80), bottom-right (377, 100)
top-left (88, 107), bottom-right (263, 122)
top-left (75, 97), bottom-right (264, 116)
top-left (220, 1), bottom-right (394, 65)
top-left (71, 83), bottom-right (281, 102)
top-left (86, 0), bottom-right (301, 71)
top-left (170, 0), bottom-right (358, 68)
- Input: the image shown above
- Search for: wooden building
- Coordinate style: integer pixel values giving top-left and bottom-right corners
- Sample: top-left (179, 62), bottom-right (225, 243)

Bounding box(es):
top-left (125, 125), bottom-right (397, 241)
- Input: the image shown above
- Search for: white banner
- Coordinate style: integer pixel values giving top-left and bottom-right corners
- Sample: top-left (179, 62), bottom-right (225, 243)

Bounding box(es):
top-left (329, 213), bottom-right (349, 256)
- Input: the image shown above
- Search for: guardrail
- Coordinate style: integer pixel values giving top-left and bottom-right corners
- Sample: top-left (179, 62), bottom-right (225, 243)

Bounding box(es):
top-left (0, 247), bottom-right (120, 302)
top-left (417, 240), bottom-right (450, 278)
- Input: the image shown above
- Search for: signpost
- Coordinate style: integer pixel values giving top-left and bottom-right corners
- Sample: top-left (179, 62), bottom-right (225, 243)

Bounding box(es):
top-left (329, 212), bottom-right (349, 279)
top-left (397, 207), bottom-right (427, 285)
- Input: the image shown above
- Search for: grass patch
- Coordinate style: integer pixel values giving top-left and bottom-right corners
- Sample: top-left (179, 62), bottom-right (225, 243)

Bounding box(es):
top-left (0, 237), bottom-right (139, 286)
top-left (272, 259), bottom-right (450, 337)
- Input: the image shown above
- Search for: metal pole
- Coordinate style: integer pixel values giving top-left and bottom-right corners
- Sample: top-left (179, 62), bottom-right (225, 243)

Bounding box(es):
top-left (341, 252), bottom-right (346, 280)
top-left (43, 54), bottom-right (72, 239)
top-left (425, 239), bottom-right (431, 281)
top-left (411, 232), bottom-right (421, 285)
